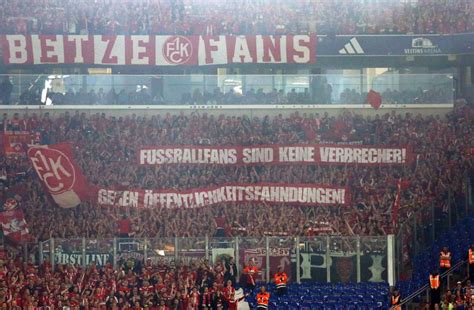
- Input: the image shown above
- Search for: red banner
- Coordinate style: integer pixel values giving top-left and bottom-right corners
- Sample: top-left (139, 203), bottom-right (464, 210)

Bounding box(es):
top-left (1, 34), bottom-right (316, 66)
top-left (242, 248), bottom-right (292, 281)
top-left (1, 131), bottom-right (40, 155)
top-left (27, 143), bottom-right (92, 208)
top-left (139, 144), bottom-right (413, 166)
top-left (97, 183), bottom-right (350, 209)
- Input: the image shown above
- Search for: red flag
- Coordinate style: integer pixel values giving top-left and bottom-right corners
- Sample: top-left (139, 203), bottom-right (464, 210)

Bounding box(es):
top-left (0, 208), bottom-right (30, 243)
top-left (392, 178), bottom-right (402, 226)
top-left (27, 143), bottom-right (92, 208)
top-left (366, 90), bottom-right (382, 110)
top-left (2, 131), bottom-right (41, 155)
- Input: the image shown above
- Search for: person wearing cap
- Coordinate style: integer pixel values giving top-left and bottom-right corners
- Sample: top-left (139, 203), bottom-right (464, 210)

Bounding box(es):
top-left (452, 281), bottom-right (465, 296)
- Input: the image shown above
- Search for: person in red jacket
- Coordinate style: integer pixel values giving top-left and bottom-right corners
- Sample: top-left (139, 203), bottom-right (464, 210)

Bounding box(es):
top-left (273, 267), bottom-right (288, 297)
top-left (243, 260), bottom-right (259, 292)
top-left (256, 286), bottom-right (270, 310)
top-left (223, 280), bottom-right (235, 310)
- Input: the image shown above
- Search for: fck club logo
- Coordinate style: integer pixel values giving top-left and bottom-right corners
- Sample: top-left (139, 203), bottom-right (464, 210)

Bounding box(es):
top-left (28, 147), bottom-right (76, 194)
top-left (162, 36), bottom-right (193, 65)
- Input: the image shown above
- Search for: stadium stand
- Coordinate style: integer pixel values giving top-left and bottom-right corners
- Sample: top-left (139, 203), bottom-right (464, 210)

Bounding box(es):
top-left (397, 215), bottom-right (474, 308)
top-left (1, 102), bottom-right (472, 307)
top-left (0, 0), bottom-right (473, 308)
top-left (0, 0), bottom-right (472, 35)
top-left (0, 104), bottom-right (471, 241)
top-left (0, 252), bottom-right (392, 309)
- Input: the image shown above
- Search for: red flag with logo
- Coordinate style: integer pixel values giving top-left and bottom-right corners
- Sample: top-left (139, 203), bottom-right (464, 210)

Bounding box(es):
top-left (27, 143), bottom-right (92, 208)
top-left (0, 207), bottom-right (30, 243)
top-left (366, 90), bottom-right (382, 110)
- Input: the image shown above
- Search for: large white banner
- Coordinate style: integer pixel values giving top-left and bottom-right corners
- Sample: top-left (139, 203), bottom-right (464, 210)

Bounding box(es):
top-left (1, 34), bottom-right (316, 66)
top-left (97, 183), bottom-right (350, 209)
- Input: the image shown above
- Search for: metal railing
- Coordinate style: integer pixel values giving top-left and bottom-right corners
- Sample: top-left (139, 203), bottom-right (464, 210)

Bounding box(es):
top-left (396, 260), bottom-right (468, 309)
top-left (19, 235), bottom-right (396, 285)
top-left (393, 174), bottom-right (473, 308)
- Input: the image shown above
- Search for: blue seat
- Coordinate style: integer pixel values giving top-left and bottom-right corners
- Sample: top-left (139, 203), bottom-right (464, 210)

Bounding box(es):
top-left (287, 301), bottom-right (299, 310)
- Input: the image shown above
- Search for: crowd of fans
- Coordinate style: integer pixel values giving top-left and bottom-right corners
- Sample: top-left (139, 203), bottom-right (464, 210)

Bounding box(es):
top-left (440, 280), bottom-right (474, 309)
top-left (0, 0), bottom-right (472, 35)
top-left (0, 254), bottom-right (254, 309)
top-left (0, 103), bottom-right (472, 242)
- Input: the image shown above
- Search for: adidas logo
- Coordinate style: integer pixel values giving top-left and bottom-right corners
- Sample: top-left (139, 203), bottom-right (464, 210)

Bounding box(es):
top-left (339, 37), bottom-right (365, 55)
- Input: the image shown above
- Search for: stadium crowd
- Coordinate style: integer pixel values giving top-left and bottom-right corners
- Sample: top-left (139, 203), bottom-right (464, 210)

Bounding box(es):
top-left (0, 253), bottom-right (253, 309)
top-left (0, 103), bottom-right (473, 242)
top-left (0, 0), bottom-right (472, 35)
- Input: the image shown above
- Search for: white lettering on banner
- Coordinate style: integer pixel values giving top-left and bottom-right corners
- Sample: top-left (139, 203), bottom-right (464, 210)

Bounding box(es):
top-left (94, 36), bottom-right (125, 65)
top-left (199, 36), bottom-right (227, 65)
top-left (162, 36), bottom-right (192, 64)
top-left (29, 148), bottom-right (75, 194)
top-left (6, 35), bottom-right (28, 64)
top-left (97, 189), bottom-right (138, 207)
top-left (232, 36), bottom-right (253, 63)
top-left (254, 248), bottom-right (291, 256)
top-left (319, 147), bottom-right (406, 164)
top-left (256, 35), bottom-right (287, 63)
top-left (279, 146), bottom-right (315, 162)
top-left (98, 185), bottom-right (348, 209)
top-left (130, 35), bottom-right (150, 65)
top-left (67, 35), bottom-right (89, 63)
top-left (42, 35), bottom-right (65, 63)
top-left (139, 146), bottom-right (410, 165)
top-left (31, 35), bottom-right (60, 64)
top-left (55, 252), bottom-right (110, 266)
top-left (242, 148), bottom-right (274, 163)
top-left (27, 143), bottom-right (90, 209)
top-left (2, 35), bottom-right (316, 66)
top-left (293, 35), bottom-right (311, 63)
top-left (140, 148), bottom-right (238, 165)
